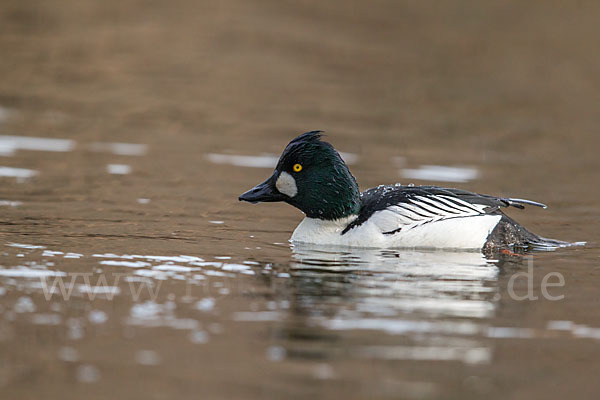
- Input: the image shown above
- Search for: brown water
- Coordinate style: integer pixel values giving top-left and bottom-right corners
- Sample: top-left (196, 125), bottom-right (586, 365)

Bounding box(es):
top-left (1, 1), bottom-right (599, 399)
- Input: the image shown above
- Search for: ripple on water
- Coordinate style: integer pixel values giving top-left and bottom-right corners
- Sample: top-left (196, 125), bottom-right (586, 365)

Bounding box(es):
top-left (195, 298), bottom-right (215, 312)
top-left (0, 267), bottom-right (66, 278)
top-left (0, 135), bottom-right (75, 156)
top-left (135, 350), bottom-right (161, 365)
top-left (14, 296), bottom-right (36, 313)
top-left (58, 346), bottom-right (79, 362)
top-left (189, 330), bottom-right (209, 344)
top-left (88, 142), bottom-right (147, 156)
top-left (0, 166), bottom-right (38, 180)
top-left (127, 301), bottom-right (201, 331)
top-left (353, 345), bottom-right (491, 365)
top-left (6, 243), bottom-right (46, 249)
top-left (76, 364), bottom-right (100, 383)
top-left (99, 260), bottom-right (152, 268)
top-left (88, 310), bottom-right (108, 324)
top-left (401, 165), bottom-right (479, 183)
top-left (0, 200), bottom-right (23, 207)
top-left (106, 164), bottom-right (131, 175)
top-left (31, 313), bottom-right (62, 325)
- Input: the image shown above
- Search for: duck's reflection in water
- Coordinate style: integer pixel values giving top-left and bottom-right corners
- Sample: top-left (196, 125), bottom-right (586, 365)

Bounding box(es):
top-left (275, 244), bottom-right (503, 365)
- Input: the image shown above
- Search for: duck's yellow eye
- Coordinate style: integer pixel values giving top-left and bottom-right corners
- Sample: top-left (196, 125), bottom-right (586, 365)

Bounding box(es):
top-left (293, 163), bottom-right (302, 172)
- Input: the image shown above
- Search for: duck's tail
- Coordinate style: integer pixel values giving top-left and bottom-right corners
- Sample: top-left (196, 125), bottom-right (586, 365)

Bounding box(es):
top-left (485, 214), bottom-right (585, 252)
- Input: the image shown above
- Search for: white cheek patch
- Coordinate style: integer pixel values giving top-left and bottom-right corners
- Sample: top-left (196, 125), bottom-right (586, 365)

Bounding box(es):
top-left (275, 171), bottom-right (298, 197)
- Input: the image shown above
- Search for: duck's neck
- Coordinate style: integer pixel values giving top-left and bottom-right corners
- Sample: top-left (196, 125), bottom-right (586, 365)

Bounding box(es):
top-left (289, 170), bottom-right (361, 221)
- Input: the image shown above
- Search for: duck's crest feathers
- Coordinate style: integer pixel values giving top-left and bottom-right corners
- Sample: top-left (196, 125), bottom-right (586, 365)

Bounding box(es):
top-left (288, 130), bottom-right (325, 145)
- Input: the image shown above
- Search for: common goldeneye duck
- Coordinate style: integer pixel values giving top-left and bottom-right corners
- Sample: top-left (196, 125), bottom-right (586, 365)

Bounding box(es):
top-left (239, 131), bottom-right (569, 250)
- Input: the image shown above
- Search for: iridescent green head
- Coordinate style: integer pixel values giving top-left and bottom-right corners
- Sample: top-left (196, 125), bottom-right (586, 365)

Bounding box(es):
top-left (239, 131), bottom-right (360, 220)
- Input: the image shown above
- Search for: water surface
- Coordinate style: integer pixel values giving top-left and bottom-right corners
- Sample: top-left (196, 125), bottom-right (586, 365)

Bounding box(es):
top-left (1, 1), bottom-right (600, 399)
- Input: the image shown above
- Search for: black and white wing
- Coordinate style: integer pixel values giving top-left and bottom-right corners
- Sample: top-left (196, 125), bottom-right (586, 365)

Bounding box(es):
top-left (342, 185), bottom-right (546, 235)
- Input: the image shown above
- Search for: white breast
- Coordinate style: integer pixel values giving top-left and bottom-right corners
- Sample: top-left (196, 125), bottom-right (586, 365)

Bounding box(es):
top-left (290, 213), bottom-right (502, 249)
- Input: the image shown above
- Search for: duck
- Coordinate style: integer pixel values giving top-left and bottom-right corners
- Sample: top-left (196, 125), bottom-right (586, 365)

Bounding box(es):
top-left (239, 131), bottom-right (570, 251)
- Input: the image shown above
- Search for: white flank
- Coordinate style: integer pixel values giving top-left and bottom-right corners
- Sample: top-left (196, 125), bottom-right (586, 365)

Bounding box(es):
top-left (291, 214), bottom-right (502, 250)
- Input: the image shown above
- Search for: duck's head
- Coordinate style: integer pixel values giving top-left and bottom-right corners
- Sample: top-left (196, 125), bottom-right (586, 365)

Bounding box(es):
top-left (239, 131), bottom-right (361, 220)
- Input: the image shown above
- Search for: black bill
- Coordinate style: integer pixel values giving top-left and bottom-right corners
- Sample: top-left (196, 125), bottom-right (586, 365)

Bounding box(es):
top-left (238, 173), bottom-right (285, 203)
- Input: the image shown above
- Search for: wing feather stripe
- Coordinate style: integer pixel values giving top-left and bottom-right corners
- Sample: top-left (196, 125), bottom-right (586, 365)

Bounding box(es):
top-left (410, 196), bottom-right (462, 216)
top-left (407, 198), bottom-right (447, 216)
top-left (431, 195), bottom-right (478, 213)
top-left (398, 203), bottom-right (437, 218)
top-left (438, 195), bottom-right (487, 213)
top-left (387, 206), bottom-right (428, 222)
